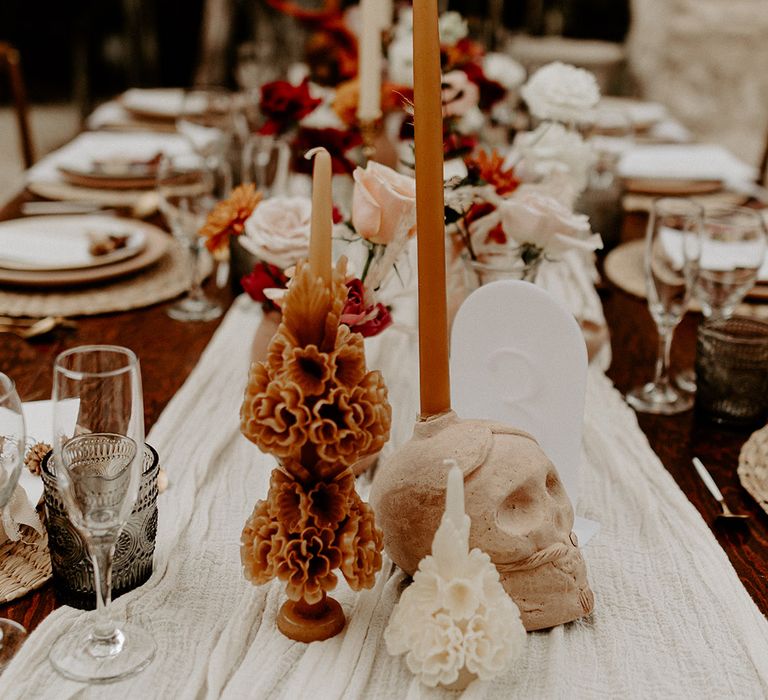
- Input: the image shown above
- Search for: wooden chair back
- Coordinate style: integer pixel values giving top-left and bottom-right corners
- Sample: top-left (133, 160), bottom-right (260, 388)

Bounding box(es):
top-left (0, 42), bottom-right (35, 168)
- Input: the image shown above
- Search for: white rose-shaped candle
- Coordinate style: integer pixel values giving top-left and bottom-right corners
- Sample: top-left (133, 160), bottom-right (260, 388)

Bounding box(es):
top-left (239, 196), bottom-right (312, 269)
top-left (521, 61), bottom-right (600, 124)
top-left (385, 460), bottom-right (526, 690)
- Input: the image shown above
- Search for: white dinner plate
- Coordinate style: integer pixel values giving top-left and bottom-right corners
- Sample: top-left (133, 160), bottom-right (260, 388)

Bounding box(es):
top-left (120, 88), bottom-right (206, 120)
top-left (0, 215), bottom-right (146, 271)
top-left (599, 97), bottom-right (667, 130)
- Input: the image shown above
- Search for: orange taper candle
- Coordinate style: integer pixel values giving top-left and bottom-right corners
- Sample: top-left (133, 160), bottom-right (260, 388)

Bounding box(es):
top-left (413, 0), bottom-right (451, 416)
top-left (306, 147), bottom-right (333, 285)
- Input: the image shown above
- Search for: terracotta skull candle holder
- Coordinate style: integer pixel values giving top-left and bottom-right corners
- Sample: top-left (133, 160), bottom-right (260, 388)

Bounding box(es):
top-left (239, 258), bottom-right (391, 642)
top-left (370, 410), bottom-right (594, 631)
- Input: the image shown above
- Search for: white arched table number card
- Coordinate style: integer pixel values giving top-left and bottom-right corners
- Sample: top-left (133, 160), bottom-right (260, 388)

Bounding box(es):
top-left (450, 280), bottom-right (599, 544)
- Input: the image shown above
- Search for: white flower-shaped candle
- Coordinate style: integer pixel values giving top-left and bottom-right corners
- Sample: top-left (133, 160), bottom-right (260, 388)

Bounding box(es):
top-left (385, 461), bottom-right (527, 690)
top-left (521, 61), bottom-right (600, 124)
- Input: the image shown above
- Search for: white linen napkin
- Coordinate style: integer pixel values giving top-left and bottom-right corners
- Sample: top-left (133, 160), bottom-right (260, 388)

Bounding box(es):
top-left (618, 144), bottom-right (756, 183)
top-left (0, 484), bottom-right (42, 543)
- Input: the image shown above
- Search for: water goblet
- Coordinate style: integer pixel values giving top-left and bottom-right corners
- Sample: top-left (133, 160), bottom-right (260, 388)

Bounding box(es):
top-left (626, 198), bottom-right (702, 414)
top-left (177, 86), bottom-right (239, 170)
top-left (0, 372), bottom-right (28, 671)
top-left (157, 152), bottom-right (223, 322)
top-left (241, 133), bottom-right (291, 198)
top-left (235, 41), bottom-right (280, 95)
top-left (48, 345), bottom-right (156, 683)
top-left (692, 206), bottom-right (767, 321)
top-left (676, 205), bottom-right (767, 392)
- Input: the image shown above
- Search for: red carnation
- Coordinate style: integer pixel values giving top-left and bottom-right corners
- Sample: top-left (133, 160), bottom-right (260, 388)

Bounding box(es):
top-left (259, 79), bottom-right (322, 136)
top-left (241, 262), bottom-right (289, 305)
top-left (462, 63), bottom-right (507, 112)
top-left (464, 201), bottom-right (507, 245)
top-left (340, 278), bottom-right (393, 338)
top-left (292, 127), bottom-right (362, 175)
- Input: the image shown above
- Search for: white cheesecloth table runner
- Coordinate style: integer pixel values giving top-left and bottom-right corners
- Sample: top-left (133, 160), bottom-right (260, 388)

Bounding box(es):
top-left (2, 291), bottom-right (768, 698)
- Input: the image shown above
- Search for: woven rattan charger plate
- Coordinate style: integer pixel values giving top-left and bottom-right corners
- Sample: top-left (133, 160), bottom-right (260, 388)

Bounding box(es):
top-left (603, 239), bottom-right (768, 306)
top-left (738, 423), bottom-right (768, 515)
top-left (0, 239), bottom-right (212, 318)
top-left (0, 527), bottom-right (51, 605)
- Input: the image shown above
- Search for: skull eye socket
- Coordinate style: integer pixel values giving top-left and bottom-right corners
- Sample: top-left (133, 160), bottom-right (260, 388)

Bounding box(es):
top-left (497, 485), bottom-right (538, 535)
top-left (545, 472), bottom-right (561, 495)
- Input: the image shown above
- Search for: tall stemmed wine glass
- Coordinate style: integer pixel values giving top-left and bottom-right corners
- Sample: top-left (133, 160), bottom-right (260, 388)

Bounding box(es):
top-left (49, 346), bottom-right (155, 683)
top-left (626, 198), bottom-right (702, 414)
top-left (0, 373), bottom-right (27, 670)
top-left (157, 152), bottom-right (223, 321)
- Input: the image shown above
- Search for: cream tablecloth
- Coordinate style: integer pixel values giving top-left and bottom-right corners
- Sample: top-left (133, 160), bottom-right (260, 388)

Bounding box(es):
top-left (2, 290), bottom-right (768, 698)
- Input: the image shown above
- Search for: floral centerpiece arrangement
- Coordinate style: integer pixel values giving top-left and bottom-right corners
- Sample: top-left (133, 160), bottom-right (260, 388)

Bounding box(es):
top-left (388, 8), bottom-right (526, 159)
top-left (199, 160), bottom-right (416, 340)
top-left (444, 149), bottom-right (601, 286)
top-left (440, 60), bottom-right (604, 289)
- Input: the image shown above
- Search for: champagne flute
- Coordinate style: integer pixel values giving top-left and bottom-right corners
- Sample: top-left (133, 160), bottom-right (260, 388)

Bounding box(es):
top-left (626, 198), bottom-right (702, 414)
top-left (0, 373), bottom-right (27, 671)
top-left (49, 346), bottom-right (155, 683)
top-left (157, 152), bottom-right (223, 321)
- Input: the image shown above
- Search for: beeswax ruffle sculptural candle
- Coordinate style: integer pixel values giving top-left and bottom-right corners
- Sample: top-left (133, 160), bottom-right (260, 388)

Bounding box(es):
top-left (239, 257), bottom-right (391, 642)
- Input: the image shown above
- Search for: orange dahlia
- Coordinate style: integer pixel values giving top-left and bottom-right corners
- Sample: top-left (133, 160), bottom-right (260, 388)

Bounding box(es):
top-left (466, 149), bottom-right (520, 196)
top-left (199, 183), bottom-right (262, 258)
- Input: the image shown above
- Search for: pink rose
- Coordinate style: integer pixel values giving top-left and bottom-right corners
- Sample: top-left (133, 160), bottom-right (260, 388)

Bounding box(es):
top-left (495, 190), bottom-right (602, 256)
top-left (352, 162), bottom-right (416, 245)
top-left (441, 70), bottom-right (480, 118)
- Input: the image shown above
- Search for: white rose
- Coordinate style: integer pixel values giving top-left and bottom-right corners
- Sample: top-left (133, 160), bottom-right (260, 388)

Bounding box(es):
top-left (482, 53), bottom-right (526, 91)
top-left (513, 122), bottom-right (596, 195)
top-left (239, 196), bottom-right (312, 269)
top-left (438, 11), bottom-right (468, 46)
top-left (457, 105), bottom-right (486, 135)
top-left (521, 61), bottom-right (600, 123)
top-left (496, 189), bottom-right (601, 256)
top-left (393, 6), bottom-right (413, 40)
top-left (387, 35), bottom-right (414, 87)
top-left (298, 84), bottom-right (345, 129)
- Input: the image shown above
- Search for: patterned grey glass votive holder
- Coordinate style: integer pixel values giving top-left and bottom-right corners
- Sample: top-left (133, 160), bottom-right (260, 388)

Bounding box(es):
top-left (695, 317), bottom-right (768, 428)
top-left (40, 443), bottom-right (160, 610)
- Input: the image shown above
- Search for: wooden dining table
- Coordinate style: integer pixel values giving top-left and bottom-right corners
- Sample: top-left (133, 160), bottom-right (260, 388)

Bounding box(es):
top-left (0, 190), bottom-right (766, 639)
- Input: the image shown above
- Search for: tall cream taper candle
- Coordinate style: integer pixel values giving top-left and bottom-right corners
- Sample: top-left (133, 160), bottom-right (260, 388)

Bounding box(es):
top-left (306, 147), bottom-right (333, 285)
